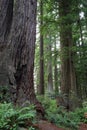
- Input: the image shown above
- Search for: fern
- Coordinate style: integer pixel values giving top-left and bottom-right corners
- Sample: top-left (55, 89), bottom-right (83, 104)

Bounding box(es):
top-left (0, 103), bottom-right (36, 130)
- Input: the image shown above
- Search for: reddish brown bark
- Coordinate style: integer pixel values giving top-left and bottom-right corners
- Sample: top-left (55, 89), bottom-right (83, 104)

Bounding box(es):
top-left (0, 0), bottom-right (45, 117)
top-left (7, 0), bottom-right (38, 105)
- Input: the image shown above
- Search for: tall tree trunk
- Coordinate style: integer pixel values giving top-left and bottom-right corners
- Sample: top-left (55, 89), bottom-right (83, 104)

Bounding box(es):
top-left (0, 0), bottom-right (45, 116)
top-left (54, 40), bottom-right (59, 94)
top-left (7, 0), bottom-right (39, 106)
top-left (39, 0), bottom-right (44, 94)
top-left (59, 0), bottom-right (77, 110)
top-left (47, 37), bottom-right (53, 94)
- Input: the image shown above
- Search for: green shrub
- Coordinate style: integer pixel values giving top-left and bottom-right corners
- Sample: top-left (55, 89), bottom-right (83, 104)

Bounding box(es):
top-left (37, 95), bottom-right (87, 129)
top-left (37, 95), bottom-right (83, 129)
top-left (0, 103), bottom-right (36, 130)
top-left (45, 106), bottom-right (79, 130)
top-left (73, 107), bottom-right (87, 123)
top-left (37, 95), bottom-right (58, 113)
top-left (46, 106), bottom-right (87, 129)
top-left (28, 126), bottom-right (36, 130)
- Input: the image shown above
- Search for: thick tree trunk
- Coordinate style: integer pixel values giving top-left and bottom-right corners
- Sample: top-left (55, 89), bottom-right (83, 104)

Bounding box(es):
top-left (59, 0), bottom-right (77, 110)
top-left (7, 0), bottom-right (38, 105)
top-left (0, 0), bottom-right (45, 116)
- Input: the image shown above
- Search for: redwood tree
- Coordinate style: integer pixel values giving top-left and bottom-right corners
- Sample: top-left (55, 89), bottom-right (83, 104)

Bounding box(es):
top-left (8, 0), bottom-right (39, 105)
top-left (0, 0), bottom-right (43, 109)
top-left (59, 0), bottom-right (77, 110)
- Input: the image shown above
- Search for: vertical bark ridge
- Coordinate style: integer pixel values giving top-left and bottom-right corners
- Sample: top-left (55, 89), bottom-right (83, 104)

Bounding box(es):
top-left (0, 0), bottom-right (14, 43)
top-left (0, 0), bottom-right (14, 87)
top-left (8, 0), bottom-right (37, 105)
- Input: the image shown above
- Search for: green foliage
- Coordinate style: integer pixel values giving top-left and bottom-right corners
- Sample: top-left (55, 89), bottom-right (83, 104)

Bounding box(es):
top-left (1, 96), bottom-right (85, 130)
top-left (74, 107), bottom-right (87, 123)
top-left (28, 126), bottom-right (36, 130)
top-left (45, 106), bottom-right (80, 130)
top-left (37, 95), bottom-right (57, 113)
top-left (0, 103), bottom-right (36, 130)
top-left (37, 96), bottom-right (87, 130)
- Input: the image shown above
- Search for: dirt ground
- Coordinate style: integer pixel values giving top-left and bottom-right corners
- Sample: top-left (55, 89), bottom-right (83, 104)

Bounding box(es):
top-left (34, 121), bottom-right (87, 130)
top-left (79, 123), bottom-right (87, 130)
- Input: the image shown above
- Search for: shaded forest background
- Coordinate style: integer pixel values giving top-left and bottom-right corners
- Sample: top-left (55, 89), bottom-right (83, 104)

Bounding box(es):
top-left (35, 0), bottom-right (87, 110)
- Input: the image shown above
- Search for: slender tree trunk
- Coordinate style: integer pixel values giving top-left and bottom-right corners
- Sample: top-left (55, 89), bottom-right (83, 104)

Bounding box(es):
top-left (39, 0), bottom-right (44, 94)
top-left (47, 37), bottom-right (53, 94)
top-left (54, 41), bottom-right (59, 94)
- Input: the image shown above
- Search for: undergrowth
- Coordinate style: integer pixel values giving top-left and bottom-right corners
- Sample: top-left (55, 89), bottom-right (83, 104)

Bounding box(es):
top-left (0, 103), bottom-right (36, 130)
top-left (1, 96), bottom-right (87, 130)
top-left (37, 95), bottom-right (87, 130)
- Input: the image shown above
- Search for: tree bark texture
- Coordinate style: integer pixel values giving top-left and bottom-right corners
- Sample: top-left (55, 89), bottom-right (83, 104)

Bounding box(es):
top-left (0, 0), bottom-right (13, 43)
top-left (0, 0), bottom-right (13, 87)
top-left (0, 0), bottom-right (45, 116)
top-left (59, 0), bottom-right (77, 110)
top-left (6, 0), bottom-right (38, 105)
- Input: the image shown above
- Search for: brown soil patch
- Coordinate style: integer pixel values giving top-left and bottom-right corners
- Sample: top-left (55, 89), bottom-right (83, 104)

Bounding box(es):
top-left (34, 120), bottom-right (65, 130)
top-left (79, 123), bottom-right (87, 130)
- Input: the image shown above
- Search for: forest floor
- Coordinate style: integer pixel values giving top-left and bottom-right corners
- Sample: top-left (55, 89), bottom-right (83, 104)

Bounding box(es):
top-left (19, 120), bottom-right (87, 130)
top-left (33, 120), bottom-right (65, 130)
top-left (33, 121), bottom-right (87, 130)
top-left (20, 120), bottom-right (87, 130)
top-left (32, 121), bottom-right (87, 130)
top-left (79, 123), bottom-right (87, 130)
